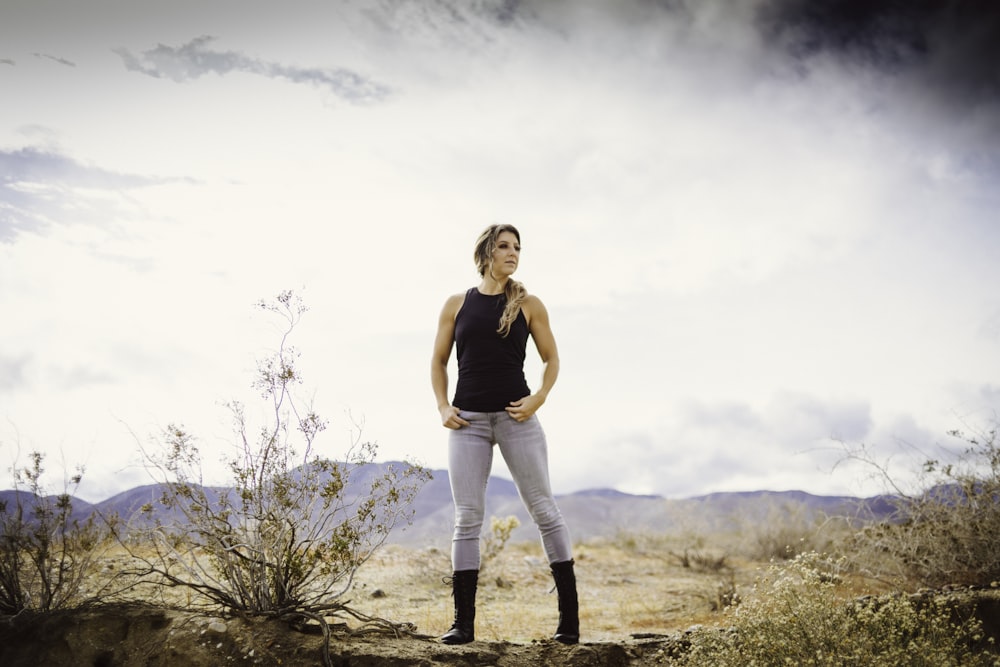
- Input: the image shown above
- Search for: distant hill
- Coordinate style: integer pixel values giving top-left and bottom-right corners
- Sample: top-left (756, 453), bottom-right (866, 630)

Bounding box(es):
top-left (0, 489), bottom-right (97, 525)
top-left (2, 462), bottom-right (896, 548)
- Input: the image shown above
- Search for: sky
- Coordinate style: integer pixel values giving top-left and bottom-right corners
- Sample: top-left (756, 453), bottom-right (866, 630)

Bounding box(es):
top-left (2, 0), bottom-right (999, 503)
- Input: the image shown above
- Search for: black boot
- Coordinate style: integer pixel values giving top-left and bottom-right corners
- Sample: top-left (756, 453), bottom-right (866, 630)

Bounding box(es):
top-left (440, 569), bottom-right (478, 644)
top-left (551, 559), bottom-right (579, 644)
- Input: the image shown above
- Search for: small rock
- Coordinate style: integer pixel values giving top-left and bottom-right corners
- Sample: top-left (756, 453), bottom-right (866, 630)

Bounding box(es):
top-left (207, 620), bottom-right (228, 634)
top-left (371, 588), bottom-right (387, 598)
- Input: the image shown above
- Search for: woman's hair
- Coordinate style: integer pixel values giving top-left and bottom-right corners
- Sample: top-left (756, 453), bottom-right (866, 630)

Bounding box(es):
top-left (473, 223), bottom-right (528, 338)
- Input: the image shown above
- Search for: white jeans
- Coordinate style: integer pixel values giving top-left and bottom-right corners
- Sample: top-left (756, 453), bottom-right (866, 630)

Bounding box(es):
top-left (448, 410), bottom-right (573, 571)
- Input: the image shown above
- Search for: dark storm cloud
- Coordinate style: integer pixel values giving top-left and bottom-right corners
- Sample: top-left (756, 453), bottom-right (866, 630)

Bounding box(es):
top-left (757, 0), bottom-right (1000, 107)
top-left (508, 0), bottom-right (999, 103)
top-left (114, 36), bottom-right (390, 103)
top-left (0, 147), bottom-right (165, 241)
top-left (412, 0), bottom-right (998, 136)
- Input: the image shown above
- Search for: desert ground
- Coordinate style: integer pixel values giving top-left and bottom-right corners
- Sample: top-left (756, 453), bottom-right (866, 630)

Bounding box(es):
top-left (352, 538), bottom-right (748, 643)
top-left (0, 535), bottom-right (771, 666)
top-left (3, 533), bottom-right (999, 666)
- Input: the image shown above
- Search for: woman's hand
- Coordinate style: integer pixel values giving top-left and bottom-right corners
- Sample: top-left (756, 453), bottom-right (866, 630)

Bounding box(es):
top-left (440, 405), bottom-right (471, 430)
top-left (506, 394), bottom-right (545, 422)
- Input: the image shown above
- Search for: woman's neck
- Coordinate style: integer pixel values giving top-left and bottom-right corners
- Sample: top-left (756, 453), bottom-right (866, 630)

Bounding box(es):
top-left (478, 276), bottom-right (508, 295)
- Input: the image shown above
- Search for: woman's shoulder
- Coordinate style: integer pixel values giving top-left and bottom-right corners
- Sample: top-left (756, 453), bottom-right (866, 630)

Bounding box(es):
top-left (441, 290), bottom-right (471, 316)
top-left (520, 293), bottom-right (548, 324)
top-left (522, 292), bottom-right (546, 309)
top-left (446, 287), bottom-right (477, 301)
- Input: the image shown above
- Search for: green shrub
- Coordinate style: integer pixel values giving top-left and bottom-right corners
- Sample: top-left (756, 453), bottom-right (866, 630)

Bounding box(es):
top-left (682, 552), bottom-right (995, 666)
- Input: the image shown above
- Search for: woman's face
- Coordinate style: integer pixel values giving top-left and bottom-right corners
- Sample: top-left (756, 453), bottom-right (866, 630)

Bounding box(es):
top-left (491, 231), bottom-right (521, 277)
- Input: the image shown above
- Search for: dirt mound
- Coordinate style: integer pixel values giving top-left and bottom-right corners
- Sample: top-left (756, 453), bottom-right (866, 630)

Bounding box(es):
top-left (0, 603), bottom-right (686, 667)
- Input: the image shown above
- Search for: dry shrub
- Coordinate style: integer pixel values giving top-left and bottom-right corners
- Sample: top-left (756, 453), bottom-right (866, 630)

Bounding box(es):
top-left (126, 292), bottom-right (430, 625)
top-left (742, 501), bottom-right (851, 562)
top-left (481, 515), bottom-right (520, 578)
top-left (0, 451), bottom-right (117, 613)
top-left (682, 551), bottom-right (996, 666)
top-left (845, 420), bottom-right (1000, 589)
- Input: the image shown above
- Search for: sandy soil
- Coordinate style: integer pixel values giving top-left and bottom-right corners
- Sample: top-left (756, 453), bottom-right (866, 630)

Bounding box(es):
top-left (2, 539), bottom-right (999, 666)
top-left (0, 538), bottom-right (740, 666)
top-left (0, 603), bottom-right (690, 666)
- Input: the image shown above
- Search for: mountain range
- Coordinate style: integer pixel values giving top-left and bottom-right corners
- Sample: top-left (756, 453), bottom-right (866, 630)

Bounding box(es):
top-left (1, 461), bottom-right (895, 549)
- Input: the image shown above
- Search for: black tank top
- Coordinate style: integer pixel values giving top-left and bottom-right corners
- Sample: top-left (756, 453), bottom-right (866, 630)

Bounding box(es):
top-left (452, 287), bottom-right (531, 412)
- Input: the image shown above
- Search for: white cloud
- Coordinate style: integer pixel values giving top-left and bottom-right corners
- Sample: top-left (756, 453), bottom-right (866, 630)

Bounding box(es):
top-left (114, 35), bottom-right (390, 102)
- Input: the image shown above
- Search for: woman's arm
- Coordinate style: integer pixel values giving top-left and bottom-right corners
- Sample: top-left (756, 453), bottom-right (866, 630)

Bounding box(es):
top-left (506, 294), bottom-right (560, 422)
top-left (432, 293), bottom-right (470, 429)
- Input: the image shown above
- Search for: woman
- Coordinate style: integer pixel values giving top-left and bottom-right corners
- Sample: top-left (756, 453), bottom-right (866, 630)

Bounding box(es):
top-left (430, 223), bottom-right (579, 645)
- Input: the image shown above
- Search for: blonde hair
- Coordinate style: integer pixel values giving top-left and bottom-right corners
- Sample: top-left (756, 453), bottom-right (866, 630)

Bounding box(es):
top-left (473, 223), bottom-right (528, 337)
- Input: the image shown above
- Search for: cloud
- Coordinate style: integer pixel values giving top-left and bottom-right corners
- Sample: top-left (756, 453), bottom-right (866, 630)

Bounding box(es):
top-left (351, 0), bottom-right (528, 48)
top-left (57, 366), bottom-right (117, 392)
top-left (0, 355), bottom-right (114, 396)
top-left (680, 393), bottom-right (874, 451)
top-left (980, 308), bottom-right (1000, 342)
top-left (0, 59), bottom-right (14, 66)
top-left (463, 0), bottom-right (1000, 158)
top-left (0, 147), bottom-right (172, 241)
top-left (507, 0), bottom-right (1000, 130)
top-left (0, 148), bottom-right (155, 189)
top-left (757, 0), bottom-right (1000, 111)
top-left (583, 393), bottom-right (877, 497)
top-left (114, 35), bottom-right (391, 103)
top-left (980, 385), bottom-right (1000, 407)
top-left (0, 354), bottom-right (30, 394)
top-left (33, 53), bottom-right (76, 67)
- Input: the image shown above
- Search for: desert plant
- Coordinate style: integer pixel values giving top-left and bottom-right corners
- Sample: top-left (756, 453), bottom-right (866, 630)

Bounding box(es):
top-left (842, 419), bottom-right (1000, 589)
top-left (740, 499), bottom-right (848, 562)
top-left (681, 551), bottom-right (996, 666)
top-left (480, 514), bottom-right (520, 577)
top-left (0, 451), bottom-right (114, 613)
top-left (670, 544), bottom-right (731, 573)
top-left (697, 571), bottom-right (740, 612)
top-left (127, 292), bottom-right (430, 636)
